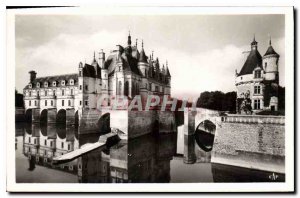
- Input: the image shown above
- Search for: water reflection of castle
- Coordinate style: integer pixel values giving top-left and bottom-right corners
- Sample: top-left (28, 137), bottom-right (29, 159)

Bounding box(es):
top-left (22, 124), bottom-right (177, 183)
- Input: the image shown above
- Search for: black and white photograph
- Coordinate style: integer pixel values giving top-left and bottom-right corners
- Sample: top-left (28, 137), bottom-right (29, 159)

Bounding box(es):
top-left (5, 6), bottom-right (294, 192)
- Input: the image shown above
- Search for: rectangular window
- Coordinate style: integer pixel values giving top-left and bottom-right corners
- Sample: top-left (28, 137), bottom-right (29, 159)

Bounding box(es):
top-left (44, 140), bottom-right (47, 146)
top-left (62, 100), bottom-right (64, 106)
top-left (53, 90), bottom-right (56, 96)
top-left (79, 85), bottom-right (82, 90)
top-left (50, 142), bottom-right (53, 147)
top-left (45, 100), bottom-right (47, 106)
top-left (29, 100), bottom-right (31, 106)
top-left (61, 142), bottom-right (64, 149)
top-left (254, 99), bottom-right (261, 110)
top-left (62, 90), bottom-right (65, 96)
top-left (254, 86), bottom-right (261, 94)
top-left (71, 89), bottom-right (73, 95)
top-left (37, 91), bottom-right (39, 96)
top-left (80, 101), bottom-right (82, 106)
top-left (51, 100), bottom-right (53, 106)
top-left (45, 91), bottom-right (47, 96)
top-left (68, 144), bottom-right (70, 150)
top-left (34, 100), bottom-right (37, 106)
top-left (34, 139), bottom-right (36, 144)
top-left (29, 137), bottom-right (31, 143)
top-left (85, 100), bottom-right (88, 106)
top-left (85, 85), bottom-right (88, 91)
top-left (254, 70), bottom-right (261, 78)
top-left (68, 100), bottom-right (71, 106)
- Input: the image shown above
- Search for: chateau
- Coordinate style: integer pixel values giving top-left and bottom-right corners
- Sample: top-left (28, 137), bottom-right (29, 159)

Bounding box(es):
top-left (235, 36), bottom-right (280, 114)
top-left (23, 33), bottom-right (171, 120)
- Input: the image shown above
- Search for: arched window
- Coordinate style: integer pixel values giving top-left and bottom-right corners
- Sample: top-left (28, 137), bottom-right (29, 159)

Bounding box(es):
top-left (124, 81), bottom-right (129, 96)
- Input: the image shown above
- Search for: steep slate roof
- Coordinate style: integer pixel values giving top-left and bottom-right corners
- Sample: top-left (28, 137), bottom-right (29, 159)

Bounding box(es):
top-left (166, 66), bottom-right (171, 77)
top-left (264, 45), bottom-right (279, 57)
top-left (25, 73), bottom-right (79, 89)
top-left (139, 48), bottom-right (148, 63)
top-left (83, 63), bottom-right (101, 79)
top-left (238, 49), bottom-right (262, 76)
top-left (104, 46), bottom-right (142, 76)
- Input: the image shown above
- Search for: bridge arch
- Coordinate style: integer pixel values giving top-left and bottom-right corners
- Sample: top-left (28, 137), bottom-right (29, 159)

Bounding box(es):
top-left (40, 109), bottom-right (48, 123)
top-left (75, 110), bottom-right (79, 127)
top-left (25, 109), bottom-right (32, 123)
top-left (57, 109), bottom-right (66, 124)
top-left (97, 113), bottom-right (110, 133)
top-left (57, 124), bottom-right (66, 139)
top-left (194, 119), bottom-right (216, 152)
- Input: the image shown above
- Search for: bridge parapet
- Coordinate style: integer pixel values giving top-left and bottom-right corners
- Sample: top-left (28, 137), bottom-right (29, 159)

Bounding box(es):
top-left (221, 114), bottom-right (285, 125)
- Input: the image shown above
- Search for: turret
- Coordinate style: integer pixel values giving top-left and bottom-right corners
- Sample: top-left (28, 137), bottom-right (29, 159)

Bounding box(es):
top-left (251, 34), bottom-right (258, 51)
top-left (78, 62), bottom-right (83, 76)
top-left (262, 37), bottom-right (280, 81)
top-left (91, 51), bottom-right (98, 67)
top-left (166, 61), bottom-right (171, 86)
top-left (29, 71), bottom-right (37, 83)
top-left (98, 49), bottom-right (105, 68)
top-left (137, 40), bottom-right (149, 77)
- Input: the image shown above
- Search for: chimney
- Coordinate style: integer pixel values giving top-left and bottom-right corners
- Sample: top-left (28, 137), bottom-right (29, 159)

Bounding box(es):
top-left (29, 71), bottom-right (37, 83)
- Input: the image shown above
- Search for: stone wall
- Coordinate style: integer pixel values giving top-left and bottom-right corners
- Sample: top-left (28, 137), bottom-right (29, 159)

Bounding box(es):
top-left (158, 111), bottom-right (176, 133)
top-left (212, 115), bottom-right (285, 173)
top-left (128, 111), bottom-right (157, 139)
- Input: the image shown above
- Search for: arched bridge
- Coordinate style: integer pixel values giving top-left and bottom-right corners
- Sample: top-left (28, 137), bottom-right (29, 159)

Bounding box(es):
top-left (184, 108), bottom-right (221, 152)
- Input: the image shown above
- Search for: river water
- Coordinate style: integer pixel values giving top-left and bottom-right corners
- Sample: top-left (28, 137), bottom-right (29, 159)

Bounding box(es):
top-left (15, 123), bottom-right (284, 183)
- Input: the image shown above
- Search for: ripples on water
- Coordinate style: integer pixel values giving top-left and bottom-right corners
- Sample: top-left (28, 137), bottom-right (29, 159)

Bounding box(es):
top-left (15, 123), bottom-right (285, 183)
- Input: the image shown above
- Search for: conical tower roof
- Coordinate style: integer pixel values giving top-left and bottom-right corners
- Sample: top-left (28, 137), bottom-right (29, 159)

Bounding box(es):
top-left (238, 39), bottom-right (262, 76)
top-left (264, 38), bottom-right (279, 57)
top-left (138, 40), bottom-right (148, 63)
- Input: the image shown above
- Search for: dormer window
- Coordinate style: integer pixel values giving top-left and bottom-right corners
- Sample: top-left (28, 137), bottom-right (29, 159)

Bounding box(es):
top-left (254, 70), bottom-right (261, 78)
top-left (28, 83), bottom-right (32, 88)
top-left (61, 80), bottom-right (65, 86)
top-left (36, 83), bottom-right (40, 88)
top-left (69, 79), bottom-right (74, 85)
top-left (52, 81), bottom-right (56, 87)
top-left (44, 82), bottom-right (48, 87)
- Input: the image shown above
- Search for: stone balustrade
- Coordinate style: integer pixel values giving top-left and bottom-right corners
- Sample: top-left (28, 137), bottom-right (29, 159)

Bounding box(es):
top-left (220, 114), bottom-right (285, 125)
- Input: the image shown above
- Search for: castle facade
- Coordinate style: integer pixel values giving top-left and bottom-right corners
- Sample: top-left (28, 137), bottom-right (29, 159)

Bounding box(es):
top-left (235, 36), bottom-right (280, 114)
top-left (23, 33), bottom-right (171, 114)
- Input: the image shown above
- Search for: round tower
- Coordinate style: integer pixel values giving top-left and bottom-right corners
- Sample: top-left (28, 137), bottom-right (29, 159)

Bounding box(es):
top-left (262, 38), bottom-right (280, 81)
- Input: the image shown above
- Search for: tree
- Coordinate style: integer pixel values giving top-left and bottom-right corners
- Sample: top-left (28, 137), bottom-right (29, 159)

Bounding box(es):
top-left (196, 91), bottom-right (237, 113)
top-left (15, 89), bottom-right (24, 108)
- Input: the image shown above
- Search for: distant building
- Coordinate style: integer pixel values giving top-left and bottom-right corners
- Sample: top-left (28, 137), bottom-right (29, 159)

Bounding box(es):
top-left (23, 33), bottom-right (171, 117)
top-left (235, 36), bottom-right (280, 114)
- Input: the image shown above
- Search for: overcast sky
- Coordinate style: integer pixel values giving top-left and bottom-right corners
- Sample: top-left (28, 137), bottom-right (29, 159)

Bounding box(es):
top-left (15, 14), bottom-right (285, 99)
